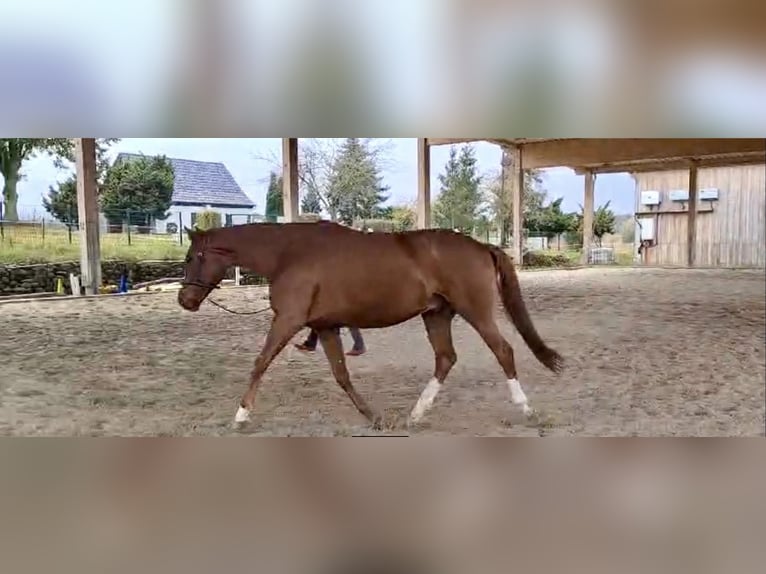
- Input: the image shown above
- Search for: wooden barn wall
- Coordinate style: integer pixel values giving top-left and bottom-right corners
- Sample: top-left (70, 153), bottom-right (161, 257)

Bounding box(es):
top-left (634, 164), bottom-right (765, 267)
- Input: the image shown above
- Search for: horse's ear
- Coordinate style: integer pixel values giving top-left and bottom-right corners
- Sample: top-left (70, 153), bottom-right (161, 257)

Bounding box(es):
top-left (184, 226), bottom-right (195, 240)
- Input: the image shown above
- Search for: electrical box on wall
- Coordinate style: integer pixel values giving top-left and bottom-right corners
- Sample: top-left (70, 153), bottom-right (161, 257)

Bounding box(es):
top-left (640, 191), bottom-right (661, 206)
top-left (699, 188), bottom-right (720, 201)
top-left (638, 217), bottom-right (655, 241)
top-left (668, 189), bottom-right (689, 202)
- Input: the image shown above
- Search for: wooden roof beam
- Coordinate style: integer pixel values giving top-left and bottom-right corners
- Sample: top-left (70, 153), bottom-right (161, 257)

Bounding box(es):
top-left (518, 138), bottom-right (766, 170)
top-left (572, 152), bottom-right (766, 175)
top-left (424, 138), bottom-right (485, 147)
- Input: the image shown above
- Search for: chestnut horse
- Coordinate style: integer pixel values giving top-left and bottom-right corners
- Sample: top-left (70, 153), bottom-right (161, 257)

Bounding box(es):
top-left (178, 222), bottom-right (563, 429)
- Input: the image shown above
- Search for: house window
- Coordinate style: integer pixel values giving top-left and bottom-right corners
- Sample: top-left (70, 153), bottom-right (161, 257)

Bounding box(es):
top-left (191, 212), bottom-right (198, 228)
top-left (225, 214), bottom-right (233, 227)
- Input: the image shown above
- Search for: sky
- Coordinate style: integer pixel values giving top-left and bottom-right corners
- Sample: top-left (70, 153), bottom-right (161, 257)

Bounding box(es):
top-left (13, 138), bottom-right (636, 220)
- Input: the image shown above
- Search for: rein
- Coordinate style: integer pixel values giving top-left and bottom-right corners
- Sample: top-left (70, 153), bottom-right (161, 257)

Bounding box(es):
top-left (206, 297), bottom-right (271, 316)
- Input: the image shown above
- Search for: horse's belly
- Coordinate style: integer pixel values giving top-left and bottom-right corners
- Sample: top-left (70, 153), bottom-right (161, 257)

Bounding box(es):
top-left (315, 276), bottom-right (433, 328)
top-left (347, 308), bottom-right (422, 329)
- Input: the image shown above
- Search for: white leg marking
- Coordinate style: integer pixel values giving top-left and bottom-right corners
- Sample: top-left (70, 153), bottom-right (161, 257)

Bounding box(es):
top-left (409, 378), bottom-right (442, 423)
top-left (508, 378), bottom-right (534, 417)
top-left (234, 406), bottom-right (251, 423)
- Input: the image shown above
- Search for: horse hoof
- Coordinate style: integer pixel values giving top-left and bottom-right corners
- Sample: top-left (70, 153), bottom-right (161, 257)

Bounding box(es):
top-left (234, 406), bottom-right (251, 424)
top-left (371, 415), bottom-right (384, 431)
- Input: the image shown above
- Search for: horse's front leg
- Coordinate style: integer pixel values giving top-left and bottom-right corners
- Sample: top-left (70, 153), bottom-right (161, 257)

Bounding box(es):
top-left (235, 312), bottom-right (304, 425)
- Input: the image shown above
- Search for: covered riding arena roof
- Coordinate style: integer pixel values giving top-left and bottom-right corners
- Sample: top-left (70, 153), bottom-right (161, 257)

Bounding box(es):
top-left (422, 138), bottom-right (766, 174)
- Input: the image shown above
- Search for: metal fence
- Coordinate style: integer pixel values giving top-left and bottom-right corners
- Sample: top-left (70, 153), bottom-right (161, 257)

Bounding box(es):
top-left (1, 208), bottom-right (195, 242)
top-left (0, 208), bottom-right (195, 264)
top-left (429, 224), bottom-right (637, 266)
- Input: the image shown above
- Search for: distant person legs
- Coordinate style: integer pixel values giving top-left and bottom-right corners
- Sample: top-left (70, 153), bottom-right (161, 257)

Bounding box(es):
top-left (346, 327), bottom-right (366, 356)
top-left (294, 327), bottom-right (366, 356)
top-left (294, 328), bottom-right (319, 352)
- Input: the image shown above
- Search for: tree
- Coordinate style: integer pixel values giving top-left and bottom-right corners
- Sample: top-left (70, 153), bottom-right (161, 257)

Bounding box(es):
top-left (433, 145), bottom-right (483, 233)
top-left (300, 184), bottom-right (322, 214)
top-left (296, 139), bottom-right (338, 219)
top-left (326, 138), bottom-right (390, 225)
top-left (0, 138), bottom-right (119, 221)
top-left (593, 201), bottom-right (617, 246)
top-left (526, 197), bottom-right (576, 250)
top-left (264, 171), bottom-right (284, 222)
top-left (195, 210), bottom-right (222, 230)
top-left (474, 214), bottom-right (494, 242)
top-left (252, 138), bottom-right (396, 222)
top-left (484, 147), bottom-right (546, 246)
top-left (374, 205), bottom-right (394, 220)
top-left (570, 200), bottom-right (617, 247)
top-left (42, 176), bottom-right (78, 227)
top-left (389, 204), bottom-right (416, 232)
top-left (100, 154), bottom-right (174, 231)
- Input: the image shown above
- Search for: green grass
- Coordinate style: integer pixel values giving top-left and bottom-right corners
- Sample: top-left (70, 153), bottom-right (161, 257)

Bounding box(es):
top-left (0, 226), bottom-right (187, 264)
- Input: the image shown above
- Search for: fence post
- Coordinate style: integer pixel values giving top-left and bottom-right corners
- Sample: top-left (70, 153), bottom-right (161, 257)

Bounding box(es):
top-left (68, 206), bottom-right (73, 244)
top-left (42, 218), bottom-right (46, 243)
top-left (126, 209), bottom-right (132, 245)
top-left (178, 212), bottom-right (183, 245)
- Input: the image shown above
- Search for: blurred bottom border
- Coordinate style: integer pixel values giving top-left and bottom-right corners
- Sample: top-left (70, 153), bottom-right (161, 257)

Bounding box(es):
top-left (1, 438), bottom-right (764, 574)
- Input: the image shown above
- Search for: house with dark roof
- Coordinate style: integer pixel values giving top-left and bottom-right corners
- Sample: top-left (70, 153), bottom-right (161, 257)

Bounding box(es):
top-left (113, 153), bottom-right (260, 233)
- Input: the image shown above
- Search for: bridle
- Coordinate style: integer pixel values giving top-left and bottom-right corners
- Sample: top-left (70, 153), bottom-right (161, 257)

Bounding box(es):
top-left (180, 249), bottom-right (269, 316)
top-left (180, 248), bottom-right (222, 291)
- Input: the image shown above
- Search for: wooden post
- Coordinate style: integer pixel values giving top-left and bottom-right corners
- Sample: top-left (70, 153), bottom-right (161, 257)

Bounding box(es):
top-left (74, 138), bottom-right (101, 295)
top-left (500, 148), bottom-right (512, 247)
top-left (234, 266), bottom-right (241, 286)
top-left (687, 161), bottom-right (698, 267)
top-left (581, 170), bottom-right (595, 265)
top-left (510, 146), bottom-right (524, 266)
top-left (69, 274), bottom-right (81, 297)
top-left (281, 138), bottom-right (299, 222)
top-left (417, 138), bottom-right (431, 229)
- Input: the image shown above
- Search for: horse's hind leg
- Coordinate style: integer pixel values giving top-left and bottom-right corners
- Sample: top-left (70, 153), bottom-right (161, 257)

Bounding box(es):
top-left (460, 309), bottom-right (535, 418)
top-left (317, 328), bottom-right (382, 429)
top-left (409, 306), bottom-right (457, 424)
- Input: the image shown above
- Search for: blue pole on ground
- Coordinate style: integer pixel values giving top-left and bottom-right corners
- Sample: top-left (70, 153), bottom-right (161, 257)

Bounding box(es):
top-left (119, 274), bottom-right (128, 294)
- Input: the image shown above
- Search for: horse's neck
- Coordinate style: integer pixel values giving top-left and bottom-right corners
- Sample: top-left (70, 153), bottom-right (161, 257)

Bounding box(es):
top-left (227, 224), bottom-right (284, 278)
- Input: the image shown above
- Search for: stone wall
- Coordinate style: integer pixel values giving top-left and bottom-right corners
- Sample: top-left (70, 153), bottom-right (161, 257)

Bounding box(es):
top-left (0, 261), bottom-right (267, 296)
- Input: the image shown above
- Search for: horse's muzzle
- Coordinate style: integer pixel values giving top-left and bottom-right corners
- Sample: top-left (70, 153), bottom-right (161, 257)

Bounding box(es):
top-left (177, 287), bottom-right (202, 312)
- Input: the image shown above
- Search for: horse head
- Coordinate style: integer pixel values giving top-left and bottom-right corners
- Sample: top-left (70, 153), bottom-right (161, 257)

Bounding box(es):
top-left (177, 227), bottom-right (232, 312)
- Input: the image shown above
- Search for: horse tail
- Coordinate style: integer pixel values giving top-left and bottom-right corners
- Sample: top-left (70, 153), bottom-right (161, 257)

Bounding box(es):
top-left (488, 246), bottom-right (563, 373)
